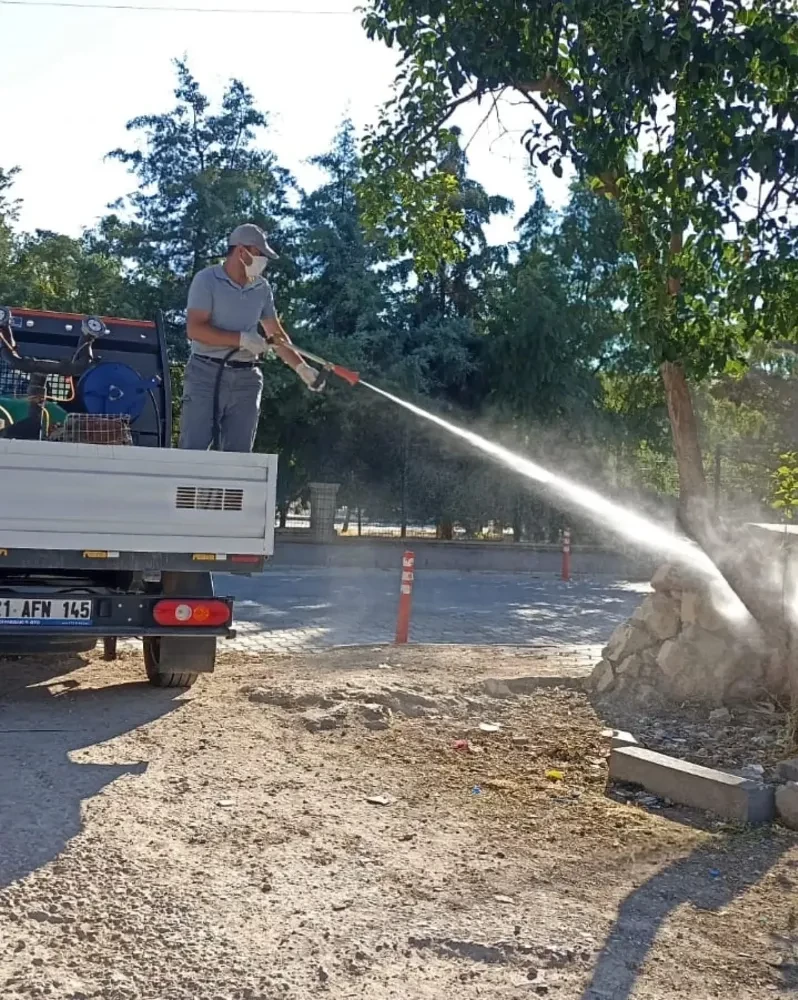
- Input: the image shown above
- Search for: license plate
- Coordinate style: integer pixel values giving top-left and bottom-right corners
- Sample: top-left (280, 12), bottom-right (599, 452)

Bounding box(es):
top-left (0, 598), bottom-right (93, 626)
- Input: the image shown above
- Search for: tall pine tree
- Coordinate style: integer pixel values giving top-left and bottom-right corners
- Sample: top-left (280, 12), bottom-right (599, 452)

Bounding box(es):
top-left (96, 60), bottom-right (294, 355)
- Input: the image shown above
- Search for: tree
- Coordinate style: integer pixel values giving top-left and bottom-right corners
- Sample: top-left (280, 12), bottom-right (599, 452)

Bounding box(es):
top-left (361, 0), bottom-right (798, 530)
top-left (0, 167), bottom-right (135, 315)
top-left (96, 60), bottom-right (293, 354)
top-left (0, 167), bottom-right (20, 298)
top-left (6, 231), bottom-right (137, 316)
top-left (294, 120), bottom-right (385, 345)
top-left (254, 120), bottom-right (389, 518)
top-left (480, 183), bottom-right (629, 425)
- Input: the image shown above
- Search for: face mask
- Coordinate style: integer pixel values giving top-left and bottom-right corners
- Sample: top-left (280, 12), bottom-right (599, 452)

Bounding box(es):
top-left (243, 251), bottom-right (268, 281)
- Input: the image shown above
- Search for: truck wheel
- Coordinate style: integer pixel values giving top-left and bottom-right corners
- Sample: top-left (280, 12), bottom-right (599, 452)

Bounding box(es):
top-left (143, 636), bottom-right (207, 689)
top-left (144, 571), bottom-right (219, 688)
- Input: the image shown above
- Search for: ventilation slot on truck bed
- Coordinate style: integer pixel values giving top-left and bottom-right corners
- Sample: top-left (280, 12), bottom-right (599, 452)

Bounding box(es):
top-left (175, 486), bottom-right (245, 512)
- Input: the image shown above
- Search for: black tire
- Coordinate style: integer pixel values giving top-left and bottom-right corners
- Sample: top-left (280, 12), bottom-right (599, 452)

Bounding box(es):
top-left (143, 636), bottom-right (200, 689)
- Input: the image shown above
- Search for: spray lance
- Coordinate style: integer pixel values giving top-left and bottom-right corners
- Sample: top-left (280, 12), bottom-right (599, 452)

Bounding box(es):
top-left (256, 321), bottom-right (361, 389)
top-left (209, 323), bottom-right (360, 450)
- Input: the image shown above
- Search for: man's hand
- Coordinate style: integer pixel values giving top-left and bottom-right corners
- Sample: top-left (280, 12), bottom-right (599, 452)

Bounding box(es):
top-left (239, 330), bottom-right (268, 357)
top-left (296, 361), bottom-right (324, 392)
top-left (260, 317), bottom-right (292, 347)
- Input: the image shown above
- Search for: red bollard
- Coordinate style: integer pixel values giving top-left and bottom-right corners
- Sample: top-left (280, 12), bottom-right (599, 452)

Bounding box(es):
top-left (561, 528), bottom-right (571, 582)
top-left (395, 550), bottom-right (415, 644)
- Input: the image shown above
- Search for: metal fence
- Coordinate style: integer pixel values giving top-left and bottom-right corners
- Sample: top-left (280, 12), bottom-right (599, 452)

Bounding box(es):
top-left (281, 514), bottom-right (511, 540)
top-left (277, 443), bottom-right (785, 541)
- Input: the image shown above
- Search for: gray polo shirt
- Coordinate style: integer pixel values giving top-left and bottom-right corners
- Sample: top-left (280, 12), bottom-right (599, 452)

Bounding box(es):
top-left (186, 264), bottom-right (277, 362)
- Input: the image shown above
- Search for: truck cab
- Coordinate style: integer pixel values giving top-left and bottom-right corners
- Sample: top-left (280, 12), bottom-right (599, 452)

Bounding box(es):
top-left (0, 306), bottom-right (277, 687)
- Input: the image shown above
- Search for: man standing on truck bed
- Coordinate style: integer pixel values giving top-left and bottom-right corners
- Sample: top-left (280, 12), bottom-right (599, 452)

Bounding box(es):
top-left (179, 223), bottom-right (321, 452)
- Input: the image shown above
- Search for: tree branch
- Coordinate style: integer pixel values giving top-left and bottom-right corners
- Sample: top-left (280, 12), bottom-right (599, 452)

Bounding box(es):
top-left (756, 174), bottom-right (789, 226)
top-left (395, 86), bottom-right (486, 150)
top-left (513, 84), bottom-right (621, 200)
top-left (515, 72), bottom-right (576, 109)
top-left (463, 88), bottom-right (507, 154)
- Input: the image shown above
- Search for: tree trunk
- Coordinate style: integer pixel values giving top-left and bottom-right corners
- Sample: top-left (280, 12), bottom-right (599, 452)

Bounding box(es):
top-left (655, 360), bottom-right (792, 701)
top-left (659, 361), bottom-right (707, 531)
top-left (278, 503), bottom-right (288, 529)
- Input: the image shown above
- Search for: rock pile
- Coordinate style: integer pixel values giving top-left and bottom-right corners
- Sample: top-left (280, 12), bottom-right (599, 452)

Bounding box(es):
top-left (591, 563), bottom-right (789, 706)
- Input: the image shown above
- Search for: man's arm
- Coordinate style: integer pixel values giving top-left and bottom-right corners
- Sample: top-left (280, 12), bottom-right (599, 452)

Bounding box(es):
top-left (260, 315), bottom-right (304, 370)
top-left (258, 283), bottom-right (321, 390)
top-left (187, 309), bottom-right (242, 350)
top-left (185, 271), bottom-right (242, 350)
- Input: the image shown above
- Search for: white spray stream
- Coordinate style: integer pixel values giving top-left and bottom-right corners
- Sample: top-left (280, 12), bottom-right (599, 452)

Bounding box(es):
top-left (360, 382), bottom-right (752, 626)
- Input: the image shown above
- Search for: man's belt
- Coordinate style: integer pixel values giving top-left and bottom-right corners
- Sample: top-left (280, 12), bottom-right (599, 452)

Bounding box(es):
top-left (194, 354), bottom-right (257, 369)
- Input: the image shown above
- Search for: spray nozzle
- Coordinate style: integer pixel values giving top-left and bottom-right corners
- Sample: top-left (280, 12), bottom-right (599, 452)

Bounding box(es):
top-left (328, 364), bottom-right (360, 386)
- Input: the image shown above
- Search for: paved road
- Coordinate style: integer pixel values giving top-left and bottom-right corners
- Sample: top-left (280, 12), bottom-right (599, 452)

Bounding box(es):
top-left (217, 569), bottom-right (648, 654)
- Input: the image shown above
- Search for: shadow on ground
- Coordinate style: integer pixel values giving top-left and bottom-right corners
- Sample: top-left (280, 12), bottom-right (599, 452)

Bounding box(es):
top-left (582, 830), bottom-right (798, 998)
top-left (0, 655), bottom-right (184, 889)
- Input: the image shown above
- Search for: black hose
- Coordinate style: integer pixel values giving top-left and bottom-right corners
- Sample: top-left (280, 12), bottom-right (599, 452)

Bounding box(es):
top-left (146, 388), bottom-right (163, 447)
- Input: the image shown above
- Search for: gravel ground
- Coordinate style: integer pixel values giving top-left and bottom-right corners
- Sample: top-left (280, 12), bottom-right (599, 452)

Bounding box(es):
top-left (1, 645), bottom-right (797, 1000)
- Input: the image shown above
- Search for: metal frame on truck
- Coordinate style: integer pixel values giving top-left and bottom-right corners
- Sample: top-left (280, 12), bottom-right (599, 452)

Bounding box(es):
top-left (0, 307), bottom-right (277, 687)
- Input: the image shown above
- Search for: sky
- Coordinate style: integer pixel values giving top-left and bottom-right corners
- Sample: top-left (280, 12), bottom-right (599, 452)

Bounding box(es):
top-left (0, 0), bottom-right (572, 247)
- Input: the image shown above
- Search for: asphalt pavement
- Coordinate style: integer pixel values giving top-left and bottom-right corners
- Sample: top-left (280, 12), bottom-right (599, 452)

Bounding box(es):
top-left (218, 568), bottom-right (648, 654)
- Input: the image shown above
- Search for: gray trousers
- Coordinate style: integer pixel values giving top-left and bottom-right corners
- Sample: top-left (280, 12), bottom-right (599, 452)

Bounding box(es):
top-left (178, 355), bottom-right (263, 453)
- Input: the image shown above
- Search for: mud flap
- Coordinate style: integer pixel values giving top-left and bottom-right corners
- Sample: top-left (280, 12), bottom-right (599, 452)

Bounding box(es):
top-left (156, 570), bottom-right (218, 674)
top-left (156, 635), bottom-right (217, 674)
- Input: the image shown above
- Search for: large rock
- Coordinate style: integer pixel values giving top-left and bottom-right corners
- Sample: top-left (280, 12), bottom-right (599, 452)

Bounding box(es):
top-left (651, 563), bottom-right (702, 596)
top-left (633, 592), bottom-right (680, 640)
top-left (656, 638), bottom-right (683, 680)
top-left (655, 626), bottom-right (732, 702)
top-left (616, 653), bottom-right (643, 679)
top-left (591, 659), bottom-right (615, 694)
top-left (680, 591), bottom-right (700, 626)
top-left (651, 564), bottom-right (683, 594)
top-left (603, 623), bottom-right (657, 664)
top-left (680, 589), bottom-right (725, 632)
top-left (594, 558), bottom-right (791, 707)
top-left (681, 624), bottom-right (730, 665)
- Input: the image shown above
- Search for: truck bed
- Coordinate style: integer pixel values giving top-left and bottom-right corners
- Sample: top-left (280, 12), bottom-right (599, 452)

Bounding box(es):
top-left (1, 439), bottom-right (277, 574)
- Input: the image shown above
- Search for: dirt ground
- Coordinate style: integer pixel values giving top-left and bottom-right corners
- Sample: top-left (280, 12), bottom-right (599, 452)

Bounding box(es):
top-left (1, 644), bottom-right (797, 1000)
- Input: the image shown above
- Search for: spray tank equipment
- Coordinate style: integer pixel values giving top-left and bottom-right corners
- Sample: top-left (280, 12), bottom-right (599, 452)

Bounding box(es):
top-left (0, 307), bottom-right (109, 440)
top-left (78, 363), bottom-right (162, 423)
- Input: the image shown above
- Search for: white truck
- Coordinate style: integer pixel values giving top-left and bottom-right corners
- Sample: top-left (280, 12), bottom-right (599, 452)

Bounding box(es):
top-left (0, 306), bottom-right (277, 687)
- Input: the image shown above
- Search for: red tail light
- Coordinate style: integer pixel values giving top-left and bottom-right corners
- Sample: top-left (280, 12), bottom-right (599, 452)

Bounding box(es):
top-left (153, 599), bottom-right (231, 627)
